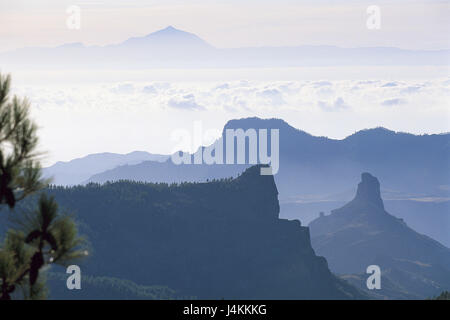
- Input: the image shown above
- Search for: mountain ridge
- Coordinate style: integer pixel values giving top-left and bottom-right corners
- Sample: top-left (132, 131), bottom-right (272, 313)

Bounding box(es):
top-left (43, 151), bottom-right (169, 186)
top-left (3, 26), bottom-right (448, 68)
top-left (28, 165), bottom-right (367, 299)
top-left (6, 26), bottom-right (450, 53)
top-left (86, 117), bottom-right (450, 199)
top-left (309, 173), bottom-right (450, 299)
top-left (50, 118), bottom-right (450, 187)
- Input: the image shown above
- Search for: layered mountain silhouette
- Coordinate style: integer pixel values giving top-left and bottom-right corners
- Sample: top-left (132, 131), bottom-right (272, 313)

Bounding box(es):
top-left (48, 117), bottom-right (449, 247)
top-left (86, 117), bottom-right (450, 201)
top-left (2, 26), bottom-right (449, 69)
top-left (16, 165), bottom-right (365, 299)
top-left (43, 151), bottom-right (168, 186)
top-left (281, 198), bottom-right (450, 248)
top-left (309, 173), bottom-right (450, 299)
top-left (118, 26), bottom-right (213, 50)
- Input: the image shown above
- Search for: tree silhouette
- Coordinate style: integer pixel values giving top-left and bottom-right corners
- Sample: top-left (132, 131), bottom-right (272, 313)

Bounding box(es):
top-left (0, 73), bottom-right (85, 300)
top-left (0, 74), bottom-right (44, 207)
top-left (431, 291), bottom-right (450, 300)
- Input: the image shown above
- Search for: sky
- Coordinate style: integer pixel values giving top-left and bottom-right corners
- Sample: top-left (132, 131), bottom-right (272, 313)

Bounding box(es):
top-left (1, 0), bottom-right (449, 52)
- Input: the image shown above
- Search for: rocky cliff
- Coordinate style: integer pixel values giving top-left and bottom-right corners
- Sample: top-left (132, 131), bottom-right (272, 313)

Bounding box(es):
top-left (39, 165), bottom-right (362, 299)
top-left (309, 173), bottom-right (450, 299)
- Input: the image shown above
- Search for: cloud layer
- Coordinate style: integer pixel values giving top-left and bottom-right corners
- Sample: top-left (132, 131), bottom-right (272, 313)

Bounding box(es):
top-left (12, 77), bottom-right (450, 165)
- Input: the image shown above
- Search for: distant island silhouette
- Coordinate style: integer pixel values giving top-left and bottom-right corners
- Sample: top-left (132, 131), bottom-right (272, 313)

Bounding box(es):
top-left (3, 26), bottom-right (449, 69)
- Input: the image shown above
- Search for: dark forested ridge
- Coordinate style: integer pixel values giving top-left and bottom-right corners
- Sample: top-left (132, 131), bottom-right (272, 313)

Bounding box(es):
top-left (46, 271), bottom-right (188, 300)
top-left (5, 165), bottom-right (365, 299)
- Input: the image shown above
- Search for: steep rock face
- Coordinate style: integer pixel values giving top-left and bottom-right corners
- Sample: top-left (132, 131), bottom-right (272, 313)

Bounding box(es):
top-left (354, 173), bottom-right (384, 210)
top-left (40, 165), bottom-right (362, 299)
top-left (309, 173), bottom-right (450, 299)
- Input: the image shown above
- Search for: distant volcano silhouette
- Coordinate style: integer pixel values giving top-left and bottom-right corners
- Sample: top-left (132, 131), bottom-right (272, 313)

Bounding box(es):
top-left (119, 25), bottom-right (214, 49)
top-left (3, 27), bottom-right (449, 68)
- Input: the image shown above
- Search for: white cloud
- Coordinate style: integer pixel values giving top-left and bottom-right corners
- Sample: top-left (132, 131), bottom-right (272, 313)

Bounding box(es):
top-left (313, 81), bottom-right (333, 88)
top-left (110, 83), bottom-right (135, 94)
top-left (142, 85), bottom-right (157, 94)
top-left (167, 93), bottom-right (204, 110)
top-left (401, 86), bottom-right (421, 94)
top-left (381, 82), bottom-right (398, 87)
top-left (10, 75), bottom-right (450, 165)
top-left (318, 97), bottom-right (350, 112)
top-left (256, 88), bottom-right (285, 106)
top-left (381, 98), bottom-right (407, 106)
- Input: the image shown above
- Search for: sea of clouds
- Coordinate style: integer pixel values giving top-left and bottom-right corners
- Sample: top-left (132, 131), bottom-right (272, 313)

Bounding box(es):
top-left (11, 78), bottom-right (450, 165)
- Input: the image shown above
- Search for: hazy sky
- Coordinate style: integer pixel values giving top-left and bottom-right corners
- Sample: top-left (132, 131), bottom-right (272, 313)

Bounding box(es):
top-left (1, 0), bottom-right (449, 52)
top-left (2, 1), bottom-right (449, 165)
